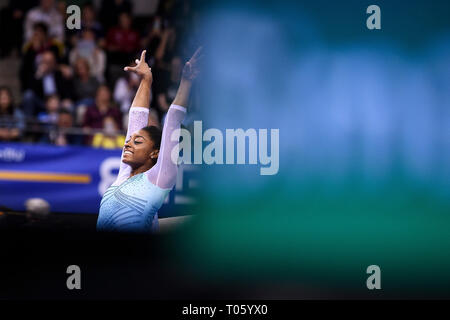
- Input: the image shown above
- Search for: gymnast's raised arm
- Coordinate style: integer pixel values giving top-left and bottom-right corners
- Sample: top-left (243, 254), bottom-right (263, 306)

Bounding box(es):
top-left (113, 50), bottom-right (153, 183)
top-left (145, 47), bottom-right (202, 189)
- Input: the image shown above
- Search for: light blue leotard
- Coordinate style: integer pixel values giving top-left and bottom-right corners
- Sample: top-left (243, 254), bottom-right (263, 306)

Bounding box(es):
top-left (96, 105), bottom-right (186, 232)
top-left (96, 173), bottom-right (170, 232)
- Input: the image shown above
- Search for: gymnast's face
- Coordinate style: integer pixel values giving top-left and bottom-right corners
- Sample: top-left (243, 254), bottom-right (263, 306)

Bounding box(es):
top-left (122, 129), bottom-right (159, 168)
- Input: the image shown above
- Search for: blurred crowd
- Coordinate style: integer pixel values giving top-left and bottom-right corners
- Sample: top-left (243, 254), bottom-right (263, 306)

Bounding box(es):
top-left (0, 0), bottom-right (197, 149)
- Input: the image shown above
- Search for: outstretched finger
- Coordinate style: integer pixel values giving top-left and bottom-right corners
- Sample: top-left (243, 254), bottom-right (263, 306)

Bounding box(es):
top-left (139, 50), bottom-right (147, 63)
top-left (124, 65), bottom-right (136, 72)
top-left (190, 46), bottom-right (203, 62)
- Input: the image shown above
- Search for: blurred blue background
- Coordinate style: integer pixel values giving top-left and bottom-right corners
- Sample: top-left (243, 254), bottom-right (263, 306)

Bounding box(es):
top-left (176, 0), bottom-right (450, 297)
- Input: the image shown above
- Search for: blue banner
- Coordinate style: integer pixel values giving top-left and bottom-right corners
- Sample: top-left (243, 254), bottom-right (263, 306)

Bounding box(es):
top-left (0, 143), bottom-right (197, 217)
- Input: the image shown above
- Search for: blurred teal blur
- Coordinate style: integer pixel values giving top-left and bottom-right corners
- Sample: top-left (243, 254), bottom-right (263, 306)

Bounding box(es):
top-left (174, 0), bottom-right (450, 297)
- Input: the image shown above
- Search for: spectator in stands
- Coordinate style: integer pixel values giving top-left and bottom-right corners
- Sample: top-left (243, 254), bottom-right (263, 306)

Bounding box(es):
top-left (153, 27), bottom-right (178, 68)
top-left (106, 12), bottom-right (140, 66)
top-left (99, 0), bottom-right (132, 31)
top-left (21, 50), bottom-right (73, 117)
top-left (37, 94), bottom-right (60, 126)
top-left (0, 0), bottom-right (38, 57)
top-left (92, 116), bottom-right (125, 149)
top-left (40, 109), bottom-right (82, 145)
top-left (152, 56), bottom-right (183, 121)
top-left (72, 57), bottom-right (100, 104)
top-left (81, 3), bottom-right (105, 44)
top-left (71, 55), bottom-right (103, 127)
top-left (141, 15), bottom-right (165, 63)
top-left (67, 2), bottom-right (104, 48)
top-left (113, 69), bottom-right (139, 114)
top-left (69, 28), bottom-right (106, 83)
top-left (24, 0), bottom-right (64, 43)
top-left (20, 22), bottom-right (64, 91)
top-left (83, 85), bottom-right (122, 144)
top-left (0, 86), bottom-right (25, 142)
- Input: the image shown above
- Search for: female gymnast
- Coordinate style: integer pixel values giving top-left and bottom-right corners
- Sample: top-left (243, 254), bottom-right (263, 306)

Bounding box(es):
top-left (96, 48), bottom-right (201, 232)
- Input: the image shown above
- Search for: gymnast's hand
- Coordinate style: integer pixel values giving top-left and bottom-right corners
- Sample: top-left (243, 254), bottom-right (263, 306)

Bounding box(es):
top-left (182, 47), bottom-right (203, 81)
top-left (124, 50), bottom-right (152, 82)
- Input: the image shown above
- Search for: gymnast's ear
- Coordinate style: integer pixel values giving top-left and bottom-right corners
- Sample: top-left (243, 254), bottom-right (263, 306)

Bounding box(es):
top-left (150, 149), bottom-right (159, 159)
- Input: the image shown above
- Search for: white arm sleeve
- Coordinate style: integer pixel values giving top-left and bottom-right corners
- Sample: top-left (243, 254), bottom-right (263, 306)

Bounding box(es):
top-left (113, 106), bottom-right (150, 186)
top-left (145, 104), bottom-right (186, 189)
